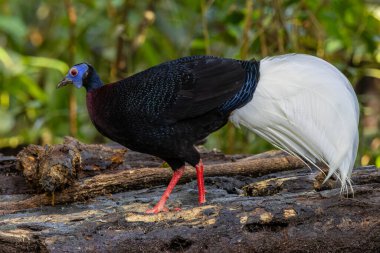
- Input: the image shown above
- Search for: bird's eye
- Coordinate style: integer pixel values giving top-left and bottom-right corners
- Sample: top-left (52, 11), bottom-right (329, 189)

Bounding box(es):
top-left (70, 68), bottom-right (78, 77)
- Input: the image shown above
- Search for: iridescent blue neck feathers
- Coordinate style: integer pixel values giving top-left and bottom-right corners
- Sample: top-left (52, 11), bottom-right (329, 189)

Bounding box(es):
top-left (85, 66), bottom-right (103, 92)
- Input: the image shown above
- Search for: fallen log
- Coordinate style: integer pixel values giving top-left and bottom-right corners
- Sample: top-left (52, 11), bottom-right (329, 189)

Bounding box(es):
top-left (0, 167), bottom-right (379, 252)
top-left (0, 138), bottom-right (379, 252)
top-left (1, 138), bottom-right (305, 213)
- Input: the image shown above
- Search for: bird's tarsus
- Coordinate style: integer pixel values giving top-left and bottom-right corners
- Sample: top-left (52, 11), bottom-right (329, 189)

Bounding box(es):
top-left (145, 166), bottom-right (185, 214)
top-left (196, 160), bottom-right (206, 204)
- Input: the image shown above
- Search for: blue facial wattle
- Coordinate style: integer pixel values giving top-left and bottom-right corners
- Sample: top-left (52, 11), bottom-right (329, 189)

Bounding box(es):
top-left (66, 63), bottom-right (89, 88)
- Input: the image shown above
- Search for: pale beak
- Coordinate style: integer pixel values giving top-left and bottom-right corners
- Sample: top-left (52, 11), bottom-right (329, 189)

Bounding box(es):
top-left (57, 78), bottom-right (73, 88)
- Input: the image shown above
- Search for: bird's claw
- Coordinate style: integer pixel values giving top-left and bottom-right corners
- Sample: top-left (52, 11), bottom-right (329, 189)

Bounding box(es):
top-left (145, 206), bottom-right (169, 214)
top-left (145, 206), bottom-right (182, 214)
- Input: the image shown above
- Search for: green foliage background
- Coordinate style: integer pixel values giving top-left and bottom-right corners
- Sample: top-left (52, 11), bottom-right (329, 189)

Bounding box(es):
top-left (0, 0), bottom-right (379, 167)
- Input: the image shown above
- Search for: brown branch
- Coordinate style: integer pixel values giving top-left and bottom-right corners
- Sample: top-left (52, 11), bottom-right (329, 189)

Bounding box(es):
top-left (200, 0), bottom-right (213, 55)
top-left (110, 1), bottom-right (156, 80)
top-left (240, 0), bottom-right (253, 60)
top-left (273, 0), bottom-right (285, 53)
top-left (258, 0), bottom-right (269, 57)
top-left (63, 0), bottom-right (78, 137)
top-left (110, 0), bottom-right (130, 81)
top-left (130, 2), bottom-right (156, 54)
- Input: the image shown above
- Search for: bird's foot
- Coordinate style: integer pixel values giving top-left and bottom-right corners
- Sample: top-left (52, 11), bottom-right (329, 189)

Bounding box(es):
top-left (145, 206), bottom-right (182, 214)
top-left (145, 206), bottom-right (169, 214)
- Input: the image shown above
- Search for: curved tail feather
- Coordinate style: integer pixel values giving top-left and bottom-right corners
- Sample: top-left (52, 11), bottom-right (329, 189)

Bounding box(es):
top-left (230, 54), bottom-right (359, 192)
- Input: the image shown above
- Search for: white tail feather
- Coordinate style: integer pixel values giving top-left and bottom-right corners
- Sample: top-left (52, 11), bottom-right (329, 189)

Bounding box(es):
top-left (230, 54), bottom-right (359, 192)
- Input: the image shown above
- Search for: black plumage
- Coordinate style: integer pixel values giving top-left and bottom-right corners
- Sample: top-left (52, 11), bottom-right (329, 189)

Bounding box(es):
top-left (58, 55), bottom-right (260, 213)
top-left (86, 56), bottom-right (259, 169)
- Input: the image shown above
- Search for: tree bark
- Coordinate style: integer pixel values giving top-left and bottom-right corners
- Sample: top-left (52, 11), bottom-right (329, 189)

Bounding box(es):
top-left (0, 138), bottom-right (379, 252)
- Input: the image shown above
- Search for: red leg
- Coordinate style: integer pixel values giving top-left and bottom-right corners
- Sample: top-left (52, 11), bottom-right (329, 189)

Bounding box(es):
top-left (146, 166), bottom-right (185, 214)
top-left (196, 160), bottom-right (206, 204)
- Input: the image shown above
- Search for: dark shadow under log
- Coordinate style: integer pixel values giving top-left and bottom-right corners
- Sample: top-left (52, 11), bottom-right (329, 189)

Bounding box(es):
top-left (0, 137), bottom-right (379, 252)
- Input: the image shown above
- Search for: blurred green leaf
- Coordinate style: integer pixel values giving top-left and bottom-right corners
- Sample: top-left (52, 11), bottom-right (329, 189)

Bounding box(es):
top-left (325, 39), bottom-right (344, 53)
top-left (22, 57), bottom-right (69, 74)
top-left (0, 108), bottom-right (15, 134)
top-left (0, 16), bottom-right (27, 48)
top-left (0, 47), bottom-right (15, 68)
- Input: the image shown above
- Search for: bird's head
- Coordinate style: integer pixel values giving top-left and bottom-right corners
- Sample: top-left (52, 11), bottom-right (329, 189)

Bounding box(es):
top-left (57, 63), bottom-right (90, 89)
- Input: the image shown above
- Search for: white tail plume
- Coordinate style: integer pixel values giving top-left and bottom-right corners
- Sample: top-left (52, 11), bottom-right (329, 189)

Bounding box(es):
top-left (230, 54), bottom-right (359, 192)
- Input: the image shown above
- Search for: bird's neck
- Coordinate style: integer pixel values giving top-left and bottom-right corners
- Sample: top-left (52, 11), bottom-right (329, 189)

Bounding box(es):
top-left (85, 70), bottom-right (103, 92)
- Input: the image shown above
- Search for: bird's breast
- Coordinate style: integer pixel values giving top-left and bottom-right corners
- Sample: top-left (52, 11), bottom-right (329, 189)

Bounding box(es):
top-left (86, 91), bottom-right (161, 147)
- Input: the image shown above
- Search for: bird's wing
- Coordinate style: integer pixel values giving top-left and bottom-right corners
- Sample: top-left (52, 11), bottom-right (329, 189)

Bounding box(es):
top-left (162, 56), bottom-right (246, 123)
